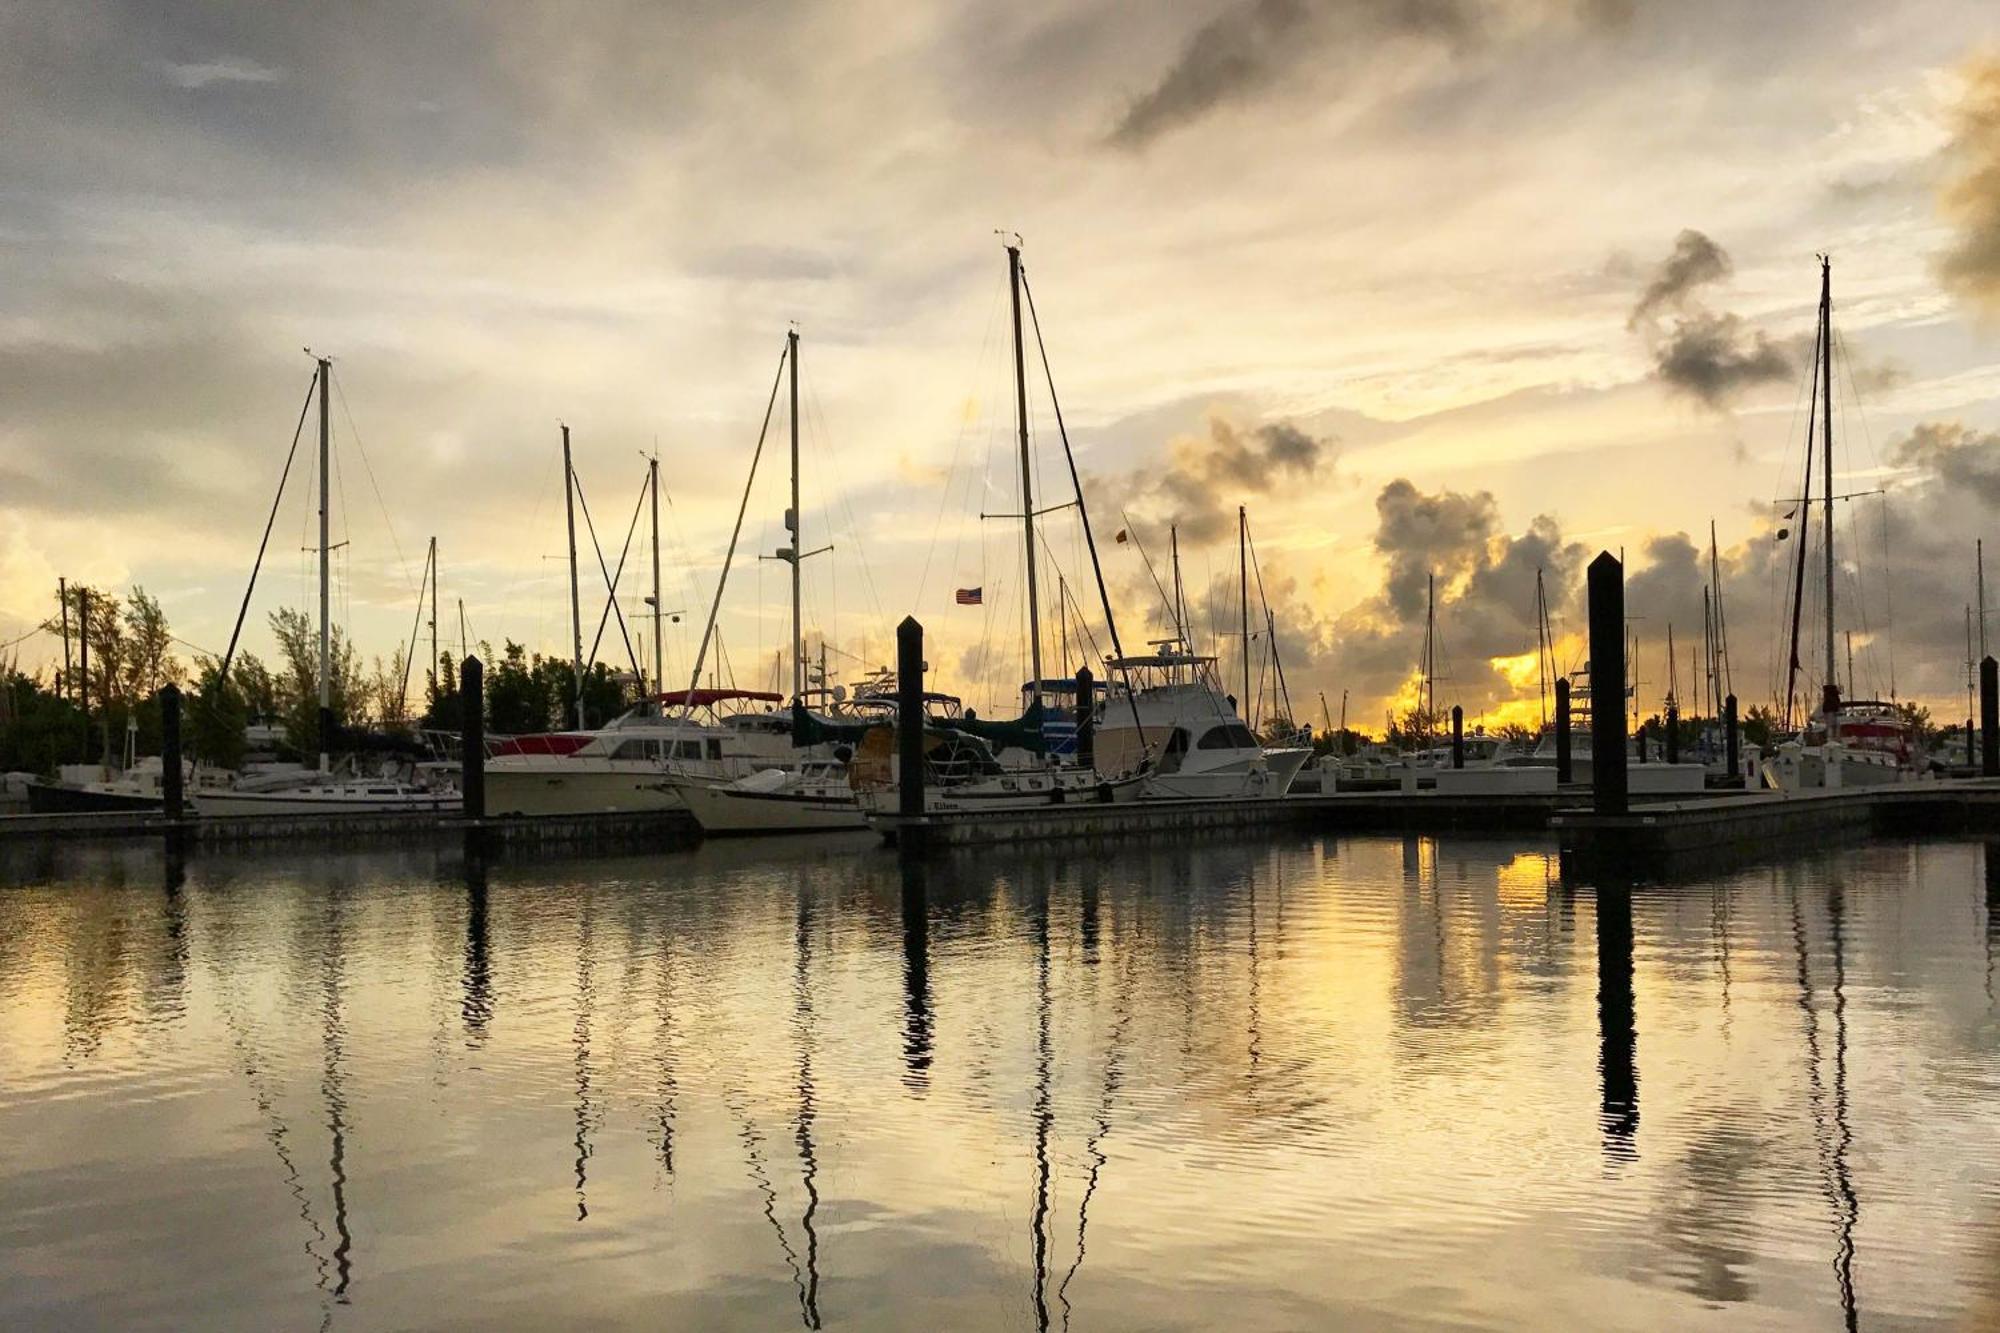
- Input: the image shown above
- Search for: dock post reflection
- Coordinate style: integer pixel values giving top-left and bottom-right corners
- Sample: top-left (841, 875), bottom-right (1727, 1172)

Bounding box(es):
top-left (900, 856), bottom-right (933, 1092)
top-left (1595, 883), bottom-right (1639, 1160)
top-left (461, 857), bottom-right (492, 1045)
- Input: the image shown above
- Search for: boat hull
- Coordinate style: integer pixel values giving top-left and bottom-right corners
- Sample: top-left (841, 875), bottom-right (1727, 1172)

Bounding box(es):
top-left (193, 790), bottom-right (458, 816)
top-left (675, 782), bottom-right (868, 835)
top-left (25, 782), bottom-right (162, 814)
top-left (484, 767), bottom-right (686, 816)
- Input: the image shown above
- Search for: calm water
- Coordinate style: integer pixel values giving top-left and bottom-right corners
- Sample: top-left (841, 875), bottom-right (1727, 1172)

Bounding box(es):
top-left (2, 832), bottom-right (1998, 1331)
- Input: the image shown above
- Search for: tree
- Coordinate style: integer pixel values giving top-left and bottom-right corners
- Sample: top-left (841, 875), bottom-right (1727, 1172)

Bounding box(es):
top-left (486, 641), bottom-right (558, 735)
top-left (269, 607), bottom-right (365, 756)
top-left (0, 670), bottom-right (88, 774)
top-left (368, 646), bottom-right (412, 732)
top-left (1742, 705), bottom-right (1778, 748)
top-left (187, 659), bottom-right (248, 769)
top-left (1387, 706), bottom-right (1446, 749)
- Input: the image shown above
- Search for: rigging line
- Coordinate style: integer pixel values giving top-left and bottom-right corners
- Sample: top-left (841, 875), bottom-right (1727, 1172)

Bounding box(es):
top-left (803, 370), bottom-right (887, 636)
top-left (686, 344), bottom-right (787, 699)
top-left (1245, 523), bottom-right (1294, 725)
top-left (329, 370), bottom-right (415, 594)
top-left (396, 544), bottom-right (432, 719)
top-left (583, 471), bottom-right (650, 678)
top-left (570, 470), bottom-right (644, 683)
top-left (915, 274), bottom-right (1003, 613)
top-left (219, 373), bottom-right (319, 685)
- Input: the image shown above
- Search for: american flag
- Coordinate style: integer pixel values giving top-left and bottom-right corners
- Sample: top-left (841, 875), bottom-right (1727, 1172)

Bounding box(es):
top-left (955, 587), bottom-right (983, 605)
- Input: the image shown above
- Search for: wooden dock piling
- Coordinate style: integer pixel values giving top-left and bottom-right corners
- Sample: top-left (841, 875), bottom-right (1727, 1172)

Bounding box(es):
top-left (1588, 552), bottom-right (1628, 816)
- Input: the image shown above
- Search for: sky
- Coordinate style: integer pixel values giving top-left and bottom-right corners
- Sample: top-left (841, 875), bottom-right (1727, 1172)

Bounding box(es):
top-left (3, 0), bottom-right (2000, 732)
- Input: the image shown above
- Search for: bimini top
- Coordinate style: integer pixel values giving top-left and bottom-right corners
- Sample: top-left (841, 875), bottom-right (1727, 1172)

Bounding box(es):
top-left (655, 688), bottom-right (784, 708)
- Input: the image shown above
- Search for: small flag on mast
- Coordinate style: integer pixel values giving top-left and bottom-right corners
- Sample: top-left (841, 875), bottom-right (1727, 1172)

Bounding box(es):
top-left (1115, 529), bottom-right (1129, 544)
top-left (955, 587), bottom-right (983, 605)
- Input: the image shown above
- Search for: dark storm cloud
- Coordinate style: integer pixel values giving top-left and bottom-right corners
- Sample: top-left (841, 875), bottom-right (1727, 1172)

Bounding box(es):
top-left (1890, 420), bottom-right (2000, 506)
top-left (1938, 54), bottom-right (2000, 312)
top-left (1107, 0), bottom-right (1626, 148)
top-left (1627, 229), bottom-right (1731, 327)
top-left (1651, 312), bottom-right (1795, 408)
top-left (1106, 415), bottom-right (1336, 546)
top-left (1628, 230), bottom-right (1796, 409)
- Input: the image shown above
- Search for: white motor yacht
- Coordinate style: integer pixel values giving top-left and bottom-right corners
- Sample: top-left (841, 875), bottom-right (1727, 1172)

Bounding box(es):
top-left (484, 688), bottom-right (792, 816)
top-left (1089, 647), bottom-right (1310, 801)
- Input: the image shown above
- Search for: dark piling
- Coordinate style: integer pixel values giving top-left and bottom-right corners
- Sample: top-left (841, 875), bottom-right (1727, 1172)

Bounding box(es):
top-left (159, 684), bottom-right (184, 822)
top-left (1555, 677), bottom-right (1572, 785)
top-left (1074, 666), bottom-right (1095, 769)
top-left (1984, 657), bottom-right (1998, 779)
top-left (460, 655), bottom-right (485, 821)
top-left (1724, 694), bottom-right (1739, 786)
top-left (1664, 703), bottom-right (1679, 765)
top-left (1588, 552), bottom-right (1628, 816)
top-left (1450, 706), bottom-right (1464, 769)
top-left (897, 617), bottom-right (925, 821)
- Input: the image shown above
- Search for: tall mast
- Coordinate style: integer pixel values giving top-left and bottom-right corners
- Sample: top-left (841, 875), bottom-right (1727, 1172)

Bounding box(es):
top-left (1238, 505), bottom-right (1250, 719)
top-left (1535, 567), bottom-right (1548, 729)
top-left (1008, 244), bottom-right (1045, 701)
top-left (428, 536), bottom-right (439, 702)
top-left (1979, 539), bottom-right (1988, 660)
top-left (1424, 572), bottom-right (1436, 742)
top-left (650, 456), bottom-right (663, 698)
top-left (1820, 257), bottom-right (1837, 717)
top-left (788, 328), bottom-right (803, 702)
top-left (316, 356), bottom-right (332, 773)
top-left (563, 425), bottom-right (584, 728)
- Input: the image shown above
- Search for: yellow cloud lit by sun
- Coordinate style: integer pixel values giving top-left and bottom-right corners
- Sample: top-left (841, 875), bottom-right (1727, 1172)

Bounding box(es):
top-left (1488, 650), bottom-right (1542, 692)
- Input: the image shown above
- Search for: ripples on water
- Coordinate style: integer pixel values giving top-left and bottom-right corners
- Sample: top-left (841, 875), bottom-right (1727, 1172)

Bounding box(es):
top-left (1, 833), bottom-right (1997, 1330)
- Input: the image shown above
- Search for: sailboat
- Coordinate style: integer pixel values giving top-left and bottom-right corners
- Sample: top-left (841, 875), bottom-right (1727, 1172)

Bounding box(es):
top-left (1763, 259), bottom-right (1914, 791)
top-left (196, 357), bottom-right (457, 816)
top-left (484, 431), bottom-right (800, 817)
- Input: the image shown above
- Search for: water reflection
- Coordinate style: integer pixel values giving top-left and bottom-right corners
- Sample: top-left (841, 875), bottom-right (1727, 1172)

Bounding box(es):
top-left (2, 835), bottom-right (1998, 1329)
top-left (1596, 883), bottom-right (1639, 1161)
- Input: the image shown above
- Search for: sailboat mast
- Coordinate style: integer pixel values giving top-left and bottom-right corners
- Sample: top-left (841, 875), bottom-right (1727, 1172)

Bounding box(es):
top-left (563, 425), bottom-right (584, 728)
top-left (1979, 539), bottom-right (1988, 660)
top-left (650, 456), bottom-right (663, 699)
top-left (1238, 506), bottom-right (1250, 718)
top-left (1820, 257), bottom-right (1837, 716)
top-left (1424, 572), bottom-right (1436, 742)
top-left (429, 536), bottom-right (438, 702)
top-left (1007, 245), bottom-right (1045, 701)
top-left (316, 355), bottom-right (332, 774)
top-left (789, 328), bottom-right (803, 703)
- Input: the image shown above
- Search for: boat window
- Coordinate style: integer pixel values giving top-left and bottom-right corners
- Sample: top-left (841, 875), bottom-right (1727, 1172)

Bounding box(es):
top-left (612, 739), bottom-right (651, 760)
top-left (1197, 724), bottom-right (1258, 750)
top-left (1158, 728), bottom-right (1189, 774)
top-left (673, 740), bottom-right (705, 761)
top-left (706, 738), bottom-right (723, 761)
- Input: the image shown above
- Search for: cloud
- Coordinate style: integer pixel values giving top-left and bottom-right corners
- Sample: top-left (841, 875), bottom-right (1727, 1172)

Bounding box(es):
top-left (159, 57), bottom-right (285, 91)
top-left (1651, 311), bottom-right (1795, 408)
top-left (1627, 228), bottom-right (1730, 327)
top-left (1107, 0), bottom-right (1626, 148)
top-left (1889, 420), bottom-right (2000, 505)
top-left (1938, 53), bottom-right (2000, 312)
top-left (1105, 415), bottom-right (1335, 546)
top-left (1627, 230), bottom-right (1796, 409)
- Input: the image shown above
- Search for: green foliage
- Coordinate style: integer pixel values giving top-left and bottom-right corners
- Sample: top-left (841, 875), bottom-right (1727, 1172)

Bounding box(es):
top-left (187, 660), bottom-right (248, 769)
top-left (0, 671), bottom-right (89, 774)
top-left (1386, 706), bottom-right (1446, 749)
top-left (269, 606), bottom-right (365, 755)
top-left (1741, 704), bottom-right (1778, 748)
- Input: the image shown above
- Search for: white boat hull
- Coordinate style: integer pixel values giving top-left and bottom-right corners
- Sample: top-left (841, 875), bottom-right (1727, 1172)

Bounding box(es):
top-left (675, 781), bottom-right (867, 835)
top-left (193, 790), bottom-right (458, 816)
top-left (484, 767), bottom-right (686, 816)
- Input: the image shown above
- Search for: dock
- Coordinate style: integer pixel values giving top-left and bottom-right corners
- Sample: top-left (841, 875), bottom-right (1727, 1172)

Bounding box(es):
top-left (0, 807), bottom-right (700, 852)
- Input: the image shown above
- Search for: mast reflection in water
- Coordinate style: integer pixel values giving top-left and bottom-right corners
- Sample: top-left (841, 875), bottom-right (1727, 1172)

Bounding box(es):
top-left (0, 835), bottom-right (1995, 1330)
